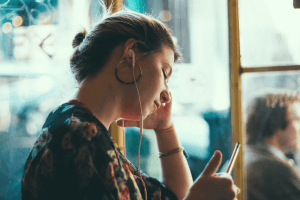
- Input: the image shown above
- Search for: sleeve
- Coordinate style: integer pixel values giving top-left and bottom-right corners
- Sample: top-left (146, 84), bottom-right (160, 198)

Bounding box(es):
top-left (21, 112), bottom-right (140, 200)
top-left (143, 176), bottom-right (178, 200)
top-left (118, 151), bottom-right (178, 200)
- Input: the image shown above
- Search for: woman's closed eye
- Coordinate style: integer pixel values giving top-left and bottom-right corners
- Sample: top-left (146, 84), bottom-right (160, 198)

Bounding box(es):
top-left (162, 70), bottom-right (167, 79)
top-left (162, 70), bottom-right (170, 83)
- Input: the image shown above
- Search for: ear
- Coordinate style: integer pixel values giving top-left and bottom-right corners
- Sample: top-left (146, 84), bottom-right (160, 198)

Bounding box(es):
top-left (124, 38), bottom-right (137, 64)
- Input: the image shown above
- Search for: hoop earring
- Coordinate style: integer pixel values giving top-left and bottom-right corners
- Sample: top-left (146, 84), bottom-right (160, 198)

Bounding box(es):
top-left (115, 60), bottom-right (142, 85)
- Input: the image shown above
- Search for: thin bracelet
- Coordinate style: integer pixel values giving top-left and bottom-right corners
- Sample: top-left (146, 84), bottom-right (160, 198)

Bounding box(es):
top-left (159, 147), bottom-right (184, 158)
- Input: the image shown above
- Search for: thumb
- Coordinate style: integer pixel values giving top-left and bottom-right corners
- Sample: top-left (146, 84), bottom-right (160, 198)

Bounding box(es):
top-left (201, 150), bottom-right (222, 176)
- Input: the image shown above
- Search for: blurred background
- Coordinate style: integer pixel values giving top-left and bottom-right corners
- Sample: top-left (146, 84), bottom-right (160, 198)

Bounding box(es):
top-left (1, 0), bottom-right (299, 199)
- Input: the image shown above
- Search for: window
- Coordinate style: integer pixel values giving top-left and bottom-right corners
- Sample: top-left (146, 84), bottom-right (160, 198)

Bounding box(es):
top-left (0, 0), bottom-right (233, 199)
top-left (237, 0), bottom-right (300, 199)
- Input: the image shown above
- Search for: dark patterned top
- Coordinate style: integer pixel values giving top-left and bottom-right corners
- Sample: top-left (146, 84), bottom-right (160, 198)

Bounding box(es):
top-left (21, 100), bottom-right (177, 200)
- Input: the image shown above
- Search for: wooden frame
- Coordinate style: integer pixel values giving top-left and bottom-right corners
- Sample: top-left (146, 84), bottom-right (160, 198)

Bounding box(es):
top-left (228, 0), bottom-right (244, 199)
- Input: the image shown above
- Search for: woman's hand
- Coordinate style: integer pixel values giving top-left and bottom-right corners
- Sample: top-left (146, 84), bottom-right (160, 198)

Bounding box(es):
top-left (116, 95), bottom-right (173, 131)
top-left (185, 151), bottom-right (240, 200)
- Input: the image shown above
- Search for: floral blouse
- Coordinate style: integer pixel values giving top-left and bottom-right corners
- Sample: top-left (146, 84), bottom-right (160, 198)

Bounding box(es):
top-left (21, 100), bottom-right (177, 200)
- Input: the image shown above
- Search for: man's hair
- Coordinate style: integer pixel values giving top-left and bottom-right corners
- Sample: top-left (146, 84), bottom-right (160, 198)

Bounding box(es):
top-left (245, 91), bottom-right (296, 144)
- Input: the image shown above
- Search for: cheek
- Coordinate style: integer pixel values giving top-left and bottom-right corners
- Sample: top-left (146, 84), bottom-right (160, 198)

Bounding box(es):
top-left (289, 124), bottom-right (298, 140)
top-left (287, 123), bottom-right (300, 148)
top-left (295, 122), bottom-right (300, 147)
top-left (142, 72), bottom-right (161, 94)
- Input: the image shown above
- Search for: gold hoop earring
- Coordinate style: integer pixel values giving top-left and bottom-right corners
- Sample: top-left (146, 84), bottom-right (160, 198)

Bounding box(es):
top-left (115, 60), bottom-right (142, 85)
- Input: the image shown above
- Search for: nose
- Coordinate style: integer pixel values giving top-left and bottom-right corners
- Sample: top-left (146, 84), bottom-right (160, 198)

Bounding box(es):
top-left (160, 91), bottom-right (171, 104)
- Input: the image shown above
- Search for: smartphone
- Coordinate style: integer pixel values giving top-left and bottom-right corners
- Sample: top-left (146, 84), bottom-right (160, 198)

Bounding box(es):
top-left (226, 142), bottom-right (240, 174)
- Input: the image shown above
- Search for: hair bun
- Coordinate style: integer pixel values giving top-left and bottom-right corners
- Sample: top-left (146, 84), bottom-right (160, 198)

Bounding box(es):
top-left (72, 29), bottom-right (87, 48)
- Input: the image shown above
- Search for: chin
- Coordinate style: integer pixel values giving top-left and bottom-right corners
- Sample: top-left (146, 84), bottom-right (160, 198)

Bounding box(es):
top-left (121, 111), bottom-right (142, 121)
top-left (121, 103), bottom-right (152, 121)
top-left (122, 114), bottom-right (140, 121)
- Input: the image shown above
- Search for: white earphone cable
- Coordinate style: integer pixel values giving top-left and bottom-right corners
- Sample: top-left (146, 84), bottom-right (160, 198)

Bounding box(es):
top-left (130, 49), bottom-right (147, 200)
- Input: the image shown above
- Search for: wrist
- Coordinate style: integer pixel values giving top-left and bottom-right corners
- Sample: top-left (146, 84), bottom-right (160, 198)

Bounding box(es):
top-left (154, 123), bottom-right (174, 134)
top-left (154, 122), bottom-right (181, 153)
top-left (159, 147), bottom-right (189, 159)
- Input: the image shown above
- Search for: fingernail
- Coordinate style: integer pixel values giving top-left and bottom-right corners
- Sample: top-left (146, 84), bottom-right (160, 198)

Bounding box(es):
top-left (213, 151), bottom-right (217, 157)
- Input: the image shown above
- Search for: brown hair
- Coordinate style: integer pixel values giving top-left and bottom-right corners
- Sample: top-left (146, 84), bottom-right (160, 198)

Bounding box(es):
top-left (70, 8), bottom-right (181, 83)
top-left (245, 92), bottom-right (290, 144)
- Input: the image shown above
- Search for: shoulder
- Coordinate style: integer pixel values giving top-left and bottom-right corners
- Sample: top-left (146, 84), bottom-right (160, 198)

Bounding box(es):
top-left (245, 145), bottom-right (294, 177)
top-left (247, 156), bottom-right (294, 176)
top-left (246, 160), bottom-right (300, 200)
top-left (246, 147), bottom-right (300, 198)
top-left (244, 144), bottom-right (273, 165)
top-left (42, 103), bottom-right (106, 135)
top-left (28, 103), bottom-right (110, 163)
top-left (43, 103), bottom-right (93, 128)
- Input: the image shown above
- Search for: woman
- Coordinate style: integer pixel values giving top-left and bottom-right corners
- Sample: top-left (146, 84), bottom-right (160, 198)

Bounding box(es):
top-left (21, 7), bottom-right (239, 200)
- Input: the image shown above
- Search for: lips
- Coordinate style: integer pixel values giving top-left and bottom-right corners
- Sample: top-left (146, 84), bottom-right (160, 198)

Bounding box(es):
top-left (154, 101), bottom-right (160, 111)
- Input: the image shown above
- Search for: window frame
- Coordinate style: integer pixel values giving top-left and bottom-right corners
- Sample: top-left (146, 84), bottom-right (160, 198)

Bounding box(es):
top-left (229, 1), bottom-right (300, 200)
top-left (228, 1), bottom-right (244, 199)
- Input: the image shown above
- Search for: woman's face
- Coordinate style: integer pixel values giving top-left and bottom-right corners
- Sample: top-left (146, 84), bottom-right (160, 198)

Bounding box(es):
top-left (280, 103), bottom-right (300, 152)
top-left (121, 45), bottom-right (174, 121)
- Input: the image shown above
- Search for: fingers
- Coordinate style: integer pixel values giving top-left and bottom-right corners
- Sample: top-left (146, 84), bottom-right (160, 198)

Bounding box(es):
top-left (226, 183), bottom-right (240, 199)
top-left (216, 173), bottom-right (240, 196)
top-left (201, 150), bottom-right (222, 176)
top-left (231, 185), bottom-right (240, 200)
top-left (235, 185), bottom-right (240, 194)
top-left (116, 119), bottom-right (139, 127)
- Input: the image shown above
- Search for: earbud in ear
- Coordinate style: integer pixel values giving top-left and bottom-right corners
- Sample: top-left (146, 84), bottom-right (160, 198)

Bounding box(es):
top-left (128, 49), bottom-right (134, 58)
top-left (128, 49), bottom-right (136, 71)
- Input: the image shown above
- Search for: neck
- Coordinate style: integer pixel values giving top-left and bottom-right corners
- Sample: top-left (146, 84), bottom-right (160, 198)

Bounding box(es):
top-left (73, 46), bottom-right (126, 130)
top-left (74, 77), bottom-right (122, 130)
top-left (264, 132), bottom-right (285, 153)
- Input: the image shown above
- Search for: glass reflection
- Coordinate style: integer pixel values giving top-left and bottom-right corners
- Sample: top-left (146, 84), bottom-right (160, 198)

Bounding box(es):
top-left (0, 0), bottom-right (232, 199)
top-left (239, 0), bottom-right (300, 67)
top-left (243, 71), bottom-right (300, 199)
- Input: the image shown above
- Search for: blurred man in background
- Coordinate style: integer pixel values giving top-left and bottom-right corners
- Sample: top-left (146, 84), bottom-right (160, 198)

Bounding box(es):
top-left (244, 91), bottom-right (300, 200)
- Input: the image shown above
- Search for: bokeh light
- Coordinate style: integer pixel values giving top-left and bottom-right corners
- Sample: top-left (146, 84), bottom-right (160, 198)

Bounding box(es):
top-left (159, 10), bottom-right (172, 22)
top-left (2, 22), bottom-right (13, 33)
top-left (12, 16), bottom-right (23, 27)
